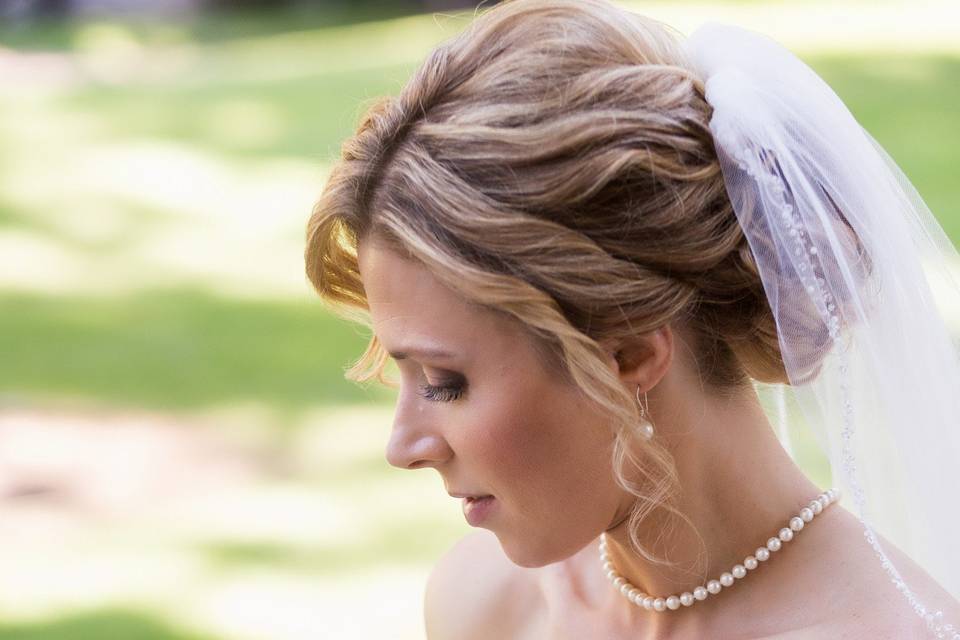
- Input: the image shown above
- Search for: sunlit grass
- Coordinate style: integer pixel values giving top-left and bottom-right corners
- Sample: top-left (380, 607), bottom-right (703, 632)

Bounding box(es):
top-left (0, 398), bottom-right (828, 640)
top-left (0, 404), bottom-right (460, 640)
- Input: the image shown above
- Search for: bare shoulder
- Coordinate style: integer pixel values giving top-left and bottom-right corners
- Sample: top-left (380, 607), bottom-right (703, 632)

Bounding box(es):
top-left (836, 526), bottom-right (960, 639)
top-left (424, 530), bottom-right (541, 640)
top-left (774, 606), bottom-right (954, 640)
top-left (757, 506), bottom-right (960, 639)
top-left (758, 591), bottom-right (956, 639)
top-left (777, 531), bottom-right (960, 639)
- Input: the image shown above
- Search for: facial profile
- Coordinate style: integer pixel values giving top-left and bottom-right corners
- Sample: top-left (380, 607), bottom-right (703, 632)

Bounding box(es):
top-left (357, 236), bottom-right (634, 568)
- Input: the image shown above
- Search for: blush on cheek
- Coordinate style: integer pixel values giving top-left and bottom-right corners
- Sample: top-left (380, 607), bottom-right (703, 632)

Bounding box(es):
top-left (464, 414), bottom-right (540, 500)
top-left (487, 422), bottom-right (570, 510)
top-left (471, 368), bottom-right (590, 509)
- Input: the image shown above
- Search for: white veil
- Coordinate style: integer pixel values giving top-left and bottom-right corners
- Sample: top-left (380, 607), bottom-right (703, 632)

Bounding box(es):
top-left (685, 21), bottom-right (960, 637)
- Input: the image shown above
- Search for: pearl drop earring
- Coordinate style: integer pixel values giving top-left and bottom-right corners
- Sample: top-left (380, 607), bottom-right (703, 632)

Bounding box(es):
top-left (636, 385), bottom-right (654, 440)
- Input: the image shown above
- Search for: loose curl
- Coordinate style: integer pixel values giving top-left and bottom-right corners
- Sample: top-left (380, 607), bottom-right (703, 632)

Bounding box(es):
top-left (305, 0), bottom-right (805, 576)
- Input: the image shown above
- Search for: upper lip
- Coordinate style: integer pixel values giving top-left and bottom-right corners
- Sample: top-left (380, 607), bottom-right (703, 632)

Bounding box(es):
top-left (448, 491), bottom-right (493, 499)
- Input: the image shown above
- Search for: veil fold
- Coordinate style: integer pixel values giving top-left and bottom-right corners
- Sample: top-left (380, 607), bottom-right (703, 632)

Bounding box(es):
top-left (685, 21), bottom-right (960, 637)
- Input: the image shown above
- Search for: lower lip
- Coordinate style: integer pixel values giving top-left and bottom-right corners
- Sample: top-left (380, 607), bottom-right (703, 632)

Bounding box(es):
top-left (462, 496), bottom-right (497, 526)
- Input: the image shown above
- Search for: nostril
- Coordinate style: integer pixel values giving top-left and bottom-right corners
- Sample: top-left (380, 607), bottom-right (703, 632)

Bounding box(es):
top-left (385, 432), bottom-right (452, 470)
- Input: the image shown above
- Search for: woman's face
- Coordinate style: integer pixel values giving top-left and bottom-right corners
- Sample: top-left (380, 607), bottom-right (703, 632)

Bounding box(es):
top-left (357, 240), bottom-right (628, 567)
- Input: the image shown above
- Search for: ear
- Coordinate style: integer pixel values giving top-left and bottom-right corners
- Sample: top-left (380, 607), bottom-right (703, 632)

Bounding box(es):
top-left (603, 325), bottom-right (674, 393)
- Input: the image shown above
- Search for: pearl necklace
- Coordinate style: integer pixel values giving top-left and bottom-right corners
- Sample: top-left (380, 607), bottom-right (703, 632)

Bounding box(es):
top-left (599, 487), bottom-right (841, 612)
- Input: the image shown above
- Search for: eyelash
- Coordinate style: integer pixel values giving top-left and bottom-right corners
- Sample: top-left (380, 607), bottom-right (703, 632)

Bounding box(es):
top-left (418, 381), bottom-right (465, 402)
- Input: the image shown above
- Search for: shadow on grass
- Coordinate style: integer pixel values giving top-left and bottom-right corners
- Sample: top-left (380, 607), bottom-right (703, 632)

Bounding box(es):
top-left (0, 607), bottom-right (222, 640)
top-left (0, 287), bottom-right (393, 413)
top-left (0, 3), bottom-right (445, 52)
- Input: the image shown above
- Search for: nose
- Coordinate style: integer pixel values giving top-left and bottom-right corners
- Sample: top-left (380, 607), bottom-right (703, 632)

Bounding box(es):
top-left (384, 416), bottom-right (453, 470)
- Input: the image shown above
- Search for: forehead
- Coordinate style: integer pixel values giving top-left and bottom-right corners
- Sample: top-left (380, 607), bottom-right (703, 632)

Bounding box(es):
top-left (357, 241), bottom-right (512, 350)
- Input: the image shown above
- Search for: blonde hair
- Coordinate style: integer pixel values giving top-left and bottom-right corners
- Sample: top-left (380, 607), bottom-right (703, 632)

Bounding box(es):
top-left (305, 0), bottom-right (793, 575)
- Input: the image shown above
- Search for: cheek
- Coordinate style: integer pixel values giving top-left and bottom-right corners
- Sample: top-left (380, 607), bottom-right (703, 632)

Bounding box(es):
top-left (474, 387), bottom-right (615, 510)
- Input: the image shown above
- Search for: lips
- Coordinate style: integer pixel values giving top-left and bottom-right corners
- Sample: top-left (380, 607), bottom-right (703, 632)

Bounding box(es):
top-left (448, 491), bottom-right (493, 499)
top-left (462, 495), bottom-right (497, 526)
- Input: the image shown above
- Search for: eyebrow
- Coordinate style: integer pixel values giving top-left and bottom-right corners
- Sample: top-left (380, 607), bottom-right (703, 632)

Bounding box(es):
top-left (388, 346), bottom-right (458, 361)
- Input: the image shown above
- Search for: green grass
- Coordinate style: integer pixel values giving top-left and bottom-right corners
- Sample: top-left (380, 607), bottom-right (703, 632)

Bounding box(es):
top-left (0, 608), bottom-right (221, 640)
top-left (51, 64), bottom-right (415, 162)
top-left (809, 53), bottom-right (960, 240)
top-left (2, 50), bottom-right (957, 411)
top-left (0, 288), bottom-right (392, 413)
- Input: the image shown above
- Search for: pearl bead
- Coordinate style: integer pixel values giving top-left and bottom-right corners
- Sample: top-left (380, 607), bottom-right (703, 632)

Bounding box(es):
top-left (597, 488), bottom-right (837, 613)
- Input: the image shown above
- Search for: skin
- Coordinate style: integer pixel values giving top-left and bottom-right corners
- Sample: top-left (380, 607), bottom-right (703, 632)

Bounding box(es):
top-left (357, 237), bottom-right (956, 638)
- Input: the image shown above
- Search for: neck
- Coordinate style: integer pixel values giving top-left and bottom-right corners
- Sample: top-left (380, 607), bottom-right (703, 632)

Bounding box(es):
top-left (580, 382), bottom-right (823, 634)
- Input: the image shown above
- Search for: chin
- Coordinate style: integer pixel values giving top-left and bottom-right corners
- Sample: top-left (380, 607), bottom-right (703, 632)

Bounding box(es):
top-left (497, 533), bottom-right (582, 569)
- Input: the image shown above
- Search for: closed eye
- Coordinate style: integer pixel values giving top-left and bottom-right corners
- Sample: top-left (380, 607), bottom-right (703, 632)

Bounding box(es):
top-left (418, 381), bottom-right (465, 402)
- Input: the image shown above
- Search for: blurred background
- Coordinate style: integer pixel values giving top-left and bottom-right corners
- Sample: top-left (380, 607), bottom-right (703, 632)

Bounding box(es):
top-left (0, 0), bottom-right (957, 638)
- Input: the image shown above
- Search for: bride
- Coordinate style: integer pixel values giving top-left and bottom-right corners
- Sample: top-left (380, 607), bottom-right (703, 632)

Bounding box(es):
top-left (305, 0), bottom-right (960, 637)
